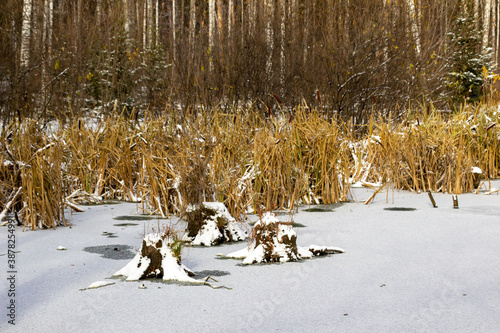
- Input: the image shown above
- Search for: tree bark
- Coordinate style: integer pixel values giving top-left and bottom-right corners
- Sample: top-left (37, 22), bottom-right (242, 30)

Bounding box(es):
top-left (209, 0), bottom-right (215, 70)
top-left (189, 0), bottom-right (196, 54)
top-left (20, 0), bottom-right (32, 69)
top-left (280, 0), bottom-right (286, 95)
top-left (265, 0), bottom-right (274, 79)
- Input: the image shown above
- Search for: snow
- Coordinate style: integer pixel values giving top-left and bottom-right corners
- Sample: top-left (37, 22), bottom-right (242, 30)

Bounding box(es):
top-left (472, 166), bottom-right (482, 174)
top-left (1, 182), bottom-right (500, 332)
top-left (114, 233), bottom-right (197, 283)
top-left (184, 202), bottom-right (247, 246)
top-left (224, 212), bottom-right (345, 265)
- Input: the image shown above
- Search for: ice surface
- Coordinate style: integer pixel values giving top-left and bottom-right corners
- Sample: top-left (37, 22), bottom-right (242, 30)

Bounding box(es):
top-left (1, 182), bottom-right (500, 332)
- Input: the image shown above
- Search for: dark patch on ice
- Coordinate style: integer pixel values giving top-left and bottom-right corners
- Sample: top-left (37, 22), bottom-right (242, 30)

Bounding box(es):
top-left (80, 200), bottom-right (121, 206)
top-left (113, 222), bottom-right (140, 227)
top-left (274, 211), bottom-right (293, 216)
top-left (383, 207), bottom-right (417, 211)
top-left (113, 215), bottom-right (166, 221)
top-left (193, 270), bottom-right (230, 278)
top-left (215, 256), bottom-right (238, 260)
top-left (83, 244), bottom-right (136, 260)
top-left (102, 231), bottom-right (118, 238)
top-left (302, 202), bottom-right (345, 212)
top-left (303, 207), bottom-right (334, 212)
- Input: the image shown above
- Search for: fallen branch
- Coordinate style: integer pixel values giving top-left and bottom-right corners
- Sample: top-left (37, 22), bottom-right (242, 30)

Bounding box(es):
top-left (0, 187), bottom-right (23, 226)
top-left (484, 188), bottom-right (500, 195)
top-left (64, 200), bottom-right (85, 213)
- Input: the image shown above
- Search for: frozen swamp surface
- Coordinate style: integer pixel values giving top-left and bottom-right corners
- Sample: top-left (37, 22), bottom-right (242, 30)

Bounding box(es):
top-left (1, 182), bottom-right (500, 332)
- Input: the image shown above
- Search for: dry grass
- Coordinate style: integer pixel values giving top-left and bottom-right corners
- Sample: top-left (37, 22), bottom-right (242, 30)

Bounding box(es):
top-left (1, 103), bottom-right (499, 230)
top-left (355, 104), bottom-right (500, 194)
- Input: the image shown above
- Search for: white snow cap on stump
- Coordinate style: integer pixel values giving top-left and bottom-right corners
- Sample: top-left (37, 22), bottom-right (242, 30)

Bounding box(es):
top-left (225, 212), bottom-right (344, 265)
top-left (114, 233), bottom-right (196, 282)
top-left (184, 202), bottom-right (247, 246)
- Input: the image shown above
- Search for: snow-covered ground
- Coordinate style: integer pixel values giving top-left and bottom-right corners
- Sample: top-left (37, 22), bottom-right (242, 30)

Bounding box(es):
top-left (1, 182), bottom-right (500, 332)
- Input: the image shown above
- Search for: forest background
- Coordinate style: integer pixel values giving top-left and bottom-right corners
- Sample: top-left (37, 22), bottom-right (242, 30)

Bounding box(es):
top-left (1, 0), bottom-right (499, 125)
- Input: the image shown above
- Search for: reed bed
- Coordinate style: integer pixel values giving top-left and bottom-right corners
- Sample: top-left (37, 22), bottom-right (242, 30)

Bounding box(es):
top-left (1, 103), bottom-right (499, 230)
top-left (357, 105), bottom-right (500, 194)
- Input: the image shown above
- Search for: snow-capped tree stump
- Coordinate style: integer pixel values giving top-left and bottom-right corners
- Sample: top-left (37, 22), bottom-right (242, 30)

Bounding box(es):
top-left (114, 233), bottom-right (196, 282)
top-left (223, 212), bottom-right (344, 265)
top-left (183, 202), bottom-right (247, 246)
top-left (472, 167), bottom-right (482, 189)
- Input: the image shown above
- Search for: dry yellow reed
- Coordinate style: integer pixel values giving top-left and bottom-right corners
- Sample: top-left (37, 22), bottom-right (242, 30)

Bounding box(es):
top-left (1, 103), bottom-right (499, 230)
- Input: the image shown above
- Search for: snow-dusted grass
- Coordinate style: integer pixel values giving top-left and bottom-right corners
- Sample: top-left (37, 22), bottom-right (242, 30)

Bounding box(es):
top-left (1, 183), bottom-right (500, 332)
top-left (1, 104), bottom-right (499, 230)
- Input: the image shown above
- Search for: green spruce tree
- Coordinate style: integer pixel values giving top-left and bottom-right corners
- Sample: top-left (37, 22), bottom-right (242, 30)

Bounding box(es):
top-left (446, 6), bottom-right (493, 105)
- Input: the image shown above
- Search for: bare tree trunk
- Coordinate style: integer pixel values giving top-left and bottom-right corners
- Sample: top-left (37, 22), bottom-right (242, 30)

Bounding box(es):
top-left (493, 0), bottom-right (500, 63)
top-left (124, 0), bottom-right (131, 35)
top-left (189, 0), bottom-right (196, 52)
top-left (482, 0), bottom-right (492, 47)
top-left (142, 1), bottom-right (147, 47)
top-left (42, 0), bottom-right (54, 88)
top-left (20, 0), bottom-right (32, 69)
top-left (209, 0), bottom-right (215, 70)
top-left (228, 0), bottom-right (234, 42)
top-left (280, 0), bottom-right (285, 95)
top-left (75, 0), bottom-right (81, 54)
top-left (265, 0), bottom-right (274, 79)
top-left (249, 0), bottom-right (257, 37)
top-left (217, 0), bottom-right (224, 40)
top-left (96, 0), bottom-right (101, 26)
top-left (407, 0), bottom-right (421, 54)
top-left (155, 0), bottom-right (159, 47)
top-left (172, 0), bottom-right (177, 60)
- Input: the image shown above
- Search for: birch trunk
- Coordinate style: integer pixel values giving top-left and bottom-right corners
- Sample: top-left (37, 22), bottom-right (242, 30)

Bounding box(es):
top-left (148, 0), bottom-right (153, 47)
top-left (20, 0), bottom-right (32, 69)
top-left (265, 0), bottom-right (274, 78)
top-left (172, 0), bottom-right (177, 60)
top-left (280, 0), bottom-right (285, 94)
top-left (228, 0), bottom-right (234, 42)
top-left (407, 0), bottom-right (421, 54)
top-left (482, 0), bottom-right (492, 47)
top-left (124, 0), bottom-right (131, 35)
top-left (142, 1), bottom-right (147, 47)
